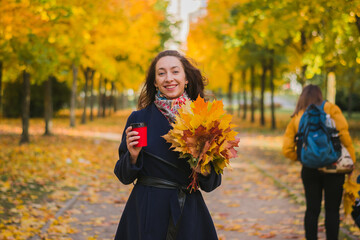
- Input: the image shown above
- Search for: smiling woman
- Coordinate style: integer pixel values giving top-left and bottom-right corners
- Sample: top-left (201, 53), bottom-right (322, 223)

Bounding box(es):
top-left (154, 56), bottom-right (188, 100)
top-left (137, 50), bottom-right (207, 110)
top-left (114, 50), bottom-right (220, 240)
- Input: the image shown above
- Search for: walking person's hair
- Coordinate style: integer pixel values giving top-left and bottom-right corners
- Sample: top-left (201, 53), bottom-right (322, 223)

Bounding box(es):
top-left (137, 50), bottom-right (207, 109)
top-left (291, 84), bottom-right (323, 117)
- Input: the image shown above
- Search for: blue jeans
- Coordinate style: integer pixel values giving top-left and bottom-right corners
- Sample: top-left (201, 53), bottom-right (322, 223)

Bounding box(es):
top-left (301, 166), bottom-right (345, 240)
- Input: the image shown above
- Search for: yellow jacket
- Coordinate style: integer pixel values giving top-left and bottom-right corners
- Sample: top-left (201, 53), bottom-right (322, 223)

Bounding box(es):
top-left (282, 101), bottom-right (356, 163)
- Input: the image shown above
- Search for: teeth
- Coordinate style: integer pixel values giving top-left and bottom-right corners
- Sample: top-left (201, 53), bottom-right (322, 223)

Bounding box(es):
top-left (165, 85), bottom-right (176, 89)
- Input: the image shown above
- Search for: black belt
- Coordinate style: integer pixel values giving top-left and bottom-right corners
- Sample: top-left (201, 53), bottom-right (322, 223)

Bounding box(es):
top-left (136, 176), bottom-right (188, 240)
top-left (137, 175), bottom-right (187, 191)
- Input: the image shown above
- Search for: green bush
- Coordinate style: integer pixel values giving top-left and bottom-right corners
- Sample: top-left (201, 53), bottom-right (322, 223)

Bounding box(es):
top-left (3, 77), bottom-right (71, 118)
top-left (336, 89), bottom-right (360, 112)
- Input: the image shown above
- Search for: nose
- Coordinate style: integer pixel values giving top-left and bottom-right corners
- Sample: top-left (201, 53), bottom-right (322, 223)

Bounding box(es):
top-left (165, 73), bottom-right (174, 81)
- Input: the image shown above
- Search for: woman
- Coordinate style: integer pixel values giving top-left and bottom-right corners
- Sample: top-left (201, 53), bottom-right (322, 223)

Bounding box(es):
top-left (114, 50), bottom-right (221, 240)
top-left (282, 84), bottom-right (356, 240)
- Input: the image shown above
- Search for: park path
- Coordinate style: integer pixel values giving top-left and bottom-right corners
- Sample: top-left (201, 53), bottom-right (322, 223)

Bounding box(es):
top-left (54, 132), bottom-right (332, 240)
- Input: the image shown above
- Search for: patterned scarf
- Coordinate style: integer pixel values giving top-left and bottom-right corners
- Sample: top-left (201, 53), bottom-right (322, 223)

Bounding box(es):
top-left (154, 91), bottom-right (189, 123)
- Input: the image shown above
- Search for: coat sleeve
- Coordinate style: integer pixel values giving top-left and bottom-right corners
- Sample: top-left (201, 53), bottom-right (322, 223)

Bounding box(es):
top-left (198, 164), bottom-right (222, 192)
top-left (328, 104), bottom-right (356, 163)
top-left (114, 112), bottom-right (144, 184)
top-left (282, 116), bottom-right (298, 162)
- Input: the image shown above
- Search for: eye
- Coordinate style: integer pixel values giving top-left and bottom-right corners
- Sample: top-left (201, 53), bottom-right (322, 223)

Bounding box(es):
top-left (173, 70), bottom-right (179, 74)
top-left (158, 72), bottom-right (165, 76)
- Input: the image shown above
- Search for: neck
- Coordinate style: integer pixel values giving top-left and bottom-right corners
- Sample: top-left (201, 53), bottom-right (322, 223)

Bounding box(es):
top-left (157, 91), bottom-right (186, 100)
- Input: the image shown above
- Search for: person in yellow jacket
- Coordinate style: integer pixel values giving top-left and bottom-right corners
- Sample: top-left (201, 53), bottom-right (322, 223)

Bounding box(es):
top-left (282, 84), bottom-right (356, 240)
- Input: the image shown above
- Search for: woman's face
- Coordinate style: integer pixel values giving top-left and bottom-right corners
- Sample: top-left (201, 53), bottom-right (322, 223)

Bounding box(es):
top-left (154, 56), bottom-right (188, 100)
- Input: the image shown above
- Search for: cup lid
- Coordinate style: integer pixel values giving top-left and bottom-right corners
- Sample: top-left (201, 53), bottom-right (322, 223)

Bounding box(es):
top-left (130, 122), bottom-right (146, 128)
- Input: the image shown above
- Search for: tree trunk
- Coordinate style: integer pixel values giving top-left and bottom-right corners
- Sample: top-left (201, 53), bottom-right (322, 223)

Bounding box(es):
top-left (20, 70), bottom-right (31, 144)
top-left (269, 52), bottom-right (276, 129)
top-left (112, 82), bottom-right (118, 112)
top-left (355, 15), bottom-right (360, 33)
top-left (237, 85), bottom-right (241, 117)
top-left (120, 91), bottom-right (127, 110)
top-left (352, 18), bottom-right (359, 118)
top-left (300, 30), bottom-right (307, 87)
top-left (348, 82), bottom-right (354, 118)
top-left (70, 64), bottom-right (78, 127)
top-left (102, 78), bottom-right (108, 117)
top-left (250, 65), bottom-right (255, 123)
top-left (0, 61), bottom-right (3, 116)
top-left (81, 67), bottom-right (89, 124)
top-left (242, 69), bottom-right (247, 120)
top-left (98, 75), bottom-right (102, 118)
top-left (324, 71), bottom-right (328, 100)
top-left (348, 92), bottom-right (353, 118)
top-left (260, 61), bottom-right (267, 126)
top-left (228, 73), bottom-right (234, 114)
top-left (109, 81), bottom-right (115, 116)
top-left (300, 65), bottom-right (307, 88)
top-left (89, 69), bottom-right (95, 121)
top-left (44, 76), bottom-right (53, 135)
top-left (114, 89), bottom-right (118, 112)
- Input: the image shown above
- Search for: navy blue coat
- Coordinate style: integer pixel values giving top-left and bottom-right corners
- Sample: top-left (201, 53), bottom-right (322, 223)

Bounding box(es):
top-left (114, 103), bottom-right (221, 240)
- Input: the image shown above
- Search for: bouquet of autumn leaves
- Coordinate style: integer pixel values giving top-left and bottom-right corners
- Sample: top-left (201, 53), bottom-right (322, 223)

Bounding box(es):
top-left (163, 96), bottom-right (240, 192)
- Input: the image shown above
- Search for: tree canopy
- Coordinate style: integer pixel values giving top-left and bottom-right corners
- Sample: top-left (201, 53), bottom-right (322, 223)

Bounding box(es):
top-left (187, 0), bottom-right (360, 96)
top-left (0, 0), bottom-right (173, 91)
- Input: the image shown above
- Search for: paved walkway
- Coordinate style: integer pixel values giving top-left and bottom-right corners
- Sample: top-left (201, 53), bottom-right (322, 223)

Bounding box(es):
top-left (54, 133), bottom-right (342, 239)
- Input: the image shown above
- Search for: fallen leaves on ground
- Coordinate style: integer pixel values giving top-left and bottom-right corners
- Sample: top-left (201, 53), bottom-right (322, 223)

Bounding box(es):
top-left (0, 134), bottom-right (120, 239)
top-left (1, 112), bottom-right (359, 239)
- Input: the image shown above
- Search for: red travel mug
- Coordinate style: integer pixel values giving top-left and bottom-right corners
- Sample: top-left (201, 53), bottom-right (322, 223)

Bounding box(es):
top-left (130, 122), bottom-right (147, 147)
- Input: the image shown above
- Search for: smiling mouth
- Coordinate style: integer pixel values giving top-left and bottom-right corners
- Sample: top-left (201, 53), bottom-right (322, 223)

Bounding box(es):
top-left (165, 85), bottom-right (177, 89)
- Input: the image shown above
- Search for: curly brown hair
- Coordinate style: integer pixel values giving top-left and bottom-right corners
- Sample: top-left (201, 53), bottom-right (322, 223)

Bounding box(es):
top-left (137, 50), bottom-right (207, 109)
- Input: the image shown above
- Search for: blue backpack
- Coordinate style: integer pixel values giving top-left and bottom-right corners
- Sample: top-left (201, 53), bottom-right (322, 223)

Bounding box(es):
top-left (295, 100), bottom-right (341, 168)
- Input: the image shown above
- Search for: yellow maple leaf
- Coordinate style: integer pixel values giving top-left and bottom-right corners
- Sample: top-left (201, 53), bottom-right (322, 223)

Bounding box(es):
top-left (343, 177), bottom-right (360, 216)
top-left (207, 100), bottom-right (226, 121)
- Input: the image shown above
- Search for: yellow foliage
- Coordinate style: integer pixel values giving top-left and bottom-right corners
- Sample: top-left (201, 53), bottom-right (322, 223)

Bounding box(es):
top-left (343, 176), bottom-right (360, 216)
top-left (187, 0), bottom-right (241, 92)
top-left (163, 96), bottom-right (240, 191)
top-left (0, 0), bottom-right (168, 92)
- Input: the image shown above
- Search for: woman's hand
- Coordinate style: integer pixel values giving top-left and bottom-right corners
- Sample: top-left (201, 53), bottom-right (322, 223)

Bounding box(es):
top-left (125, 126), bottom-right (142, 164)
